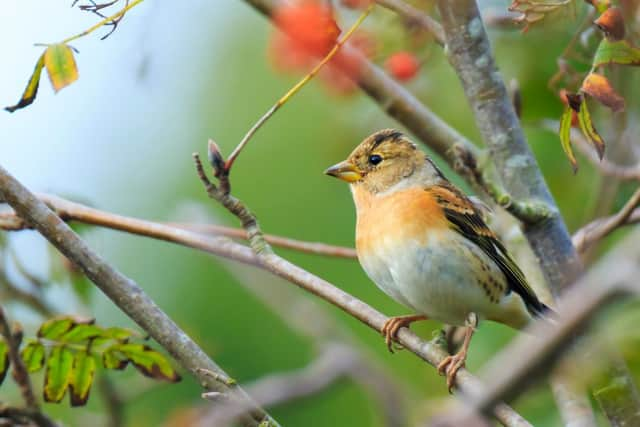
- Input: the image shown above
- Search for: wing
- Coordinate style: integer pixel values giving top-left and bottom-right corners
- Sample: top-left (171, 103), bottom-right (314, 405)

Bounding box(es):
top-left (426, 182), bottom-right (548, 317)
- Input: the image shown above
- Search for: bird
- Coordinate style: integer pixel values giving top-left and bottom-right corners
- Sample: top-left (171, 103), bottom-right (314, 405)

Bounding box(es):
top-left (324, 129), bottom-right (552, 390)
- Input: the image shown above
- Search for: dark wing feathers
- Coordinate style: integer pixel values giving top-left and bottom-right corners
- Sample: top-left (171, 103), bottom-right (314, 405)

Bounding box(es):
top-left (427, 184), bottom-right (549, 317)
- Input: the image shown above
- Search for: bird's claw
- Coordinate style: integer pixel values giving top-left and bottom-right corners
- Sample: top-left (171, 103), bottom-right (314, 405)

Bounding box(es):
top-left (381, 315), bottom-right (427, 354)
top-left (437, 353), bottom-right (466, 393)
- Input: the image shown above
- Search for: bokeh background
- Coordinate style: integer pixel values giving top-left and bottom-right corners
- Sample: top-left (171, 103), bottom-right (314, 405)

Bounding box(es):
top-left (1, 1), bottom-right (638, 426)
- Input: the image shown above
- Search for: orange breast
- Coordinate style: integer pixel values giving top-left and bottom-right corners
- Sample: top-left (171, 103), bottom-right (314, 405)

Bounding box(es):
top-left (354, 186), bottom-right (449, 255)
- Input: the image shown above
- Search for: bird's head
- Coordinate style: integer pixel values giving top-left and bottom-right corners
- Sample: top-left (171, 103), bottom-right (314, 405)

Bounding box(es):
top-left (324, 129), bottom-right (443, 193)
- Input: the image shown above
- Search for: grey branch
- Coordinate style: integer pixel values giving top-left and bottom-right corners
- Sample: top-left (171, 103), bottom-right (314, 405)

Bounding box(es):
top-left (572, 187), bottom-right (640, 254)
top-left (200, 343), bottom-right (399, 426)
top-left (436, 0), bottom-right (581, 295)
top-left (0, 164), bottom-right (278, 427)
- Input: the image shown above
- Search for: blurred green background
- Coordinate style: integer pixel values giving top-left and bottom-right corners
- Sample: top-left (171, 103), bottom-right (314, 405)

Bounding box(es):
top-left (2, 1), bottom-right (639, 426)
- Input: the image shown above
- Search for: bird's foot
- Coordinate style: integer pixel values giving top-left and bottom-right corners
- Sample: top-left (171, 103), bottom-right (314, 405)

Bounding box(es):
top-left (437, 351), bottom-right (467, 392)
top-left (381, 314), bottom-right (427, 353)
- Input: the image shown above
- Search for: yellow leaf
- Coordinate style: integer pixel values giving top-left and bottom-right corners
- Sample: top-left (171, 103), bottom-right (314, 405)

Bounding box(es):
top-left (4, 53), bottom-right (45, 112)
top-left (559, 106), bottom-right (577, 173)
top-left (44, 44), bottom-right (78, 93)
top-left (577, 98), bottom-right (605, 160)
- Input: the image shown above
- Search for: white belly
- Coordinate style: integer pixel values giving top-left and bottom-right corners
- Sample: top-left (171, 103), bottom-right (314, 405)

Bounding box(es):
top-left (358, 230), bottom-right (506, 326)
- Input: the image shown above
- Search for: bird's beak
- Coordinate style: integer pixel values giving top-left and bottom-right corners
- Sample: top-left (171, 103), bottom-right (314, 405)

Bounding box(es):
top-left (324, 160), bottom-right (362, 183)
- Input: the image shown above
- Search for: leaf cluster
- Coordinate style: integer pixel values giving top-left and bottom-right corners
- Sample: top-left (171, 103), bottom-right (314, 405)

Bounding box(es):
top-left (0, 316), bottom-right (180, 407)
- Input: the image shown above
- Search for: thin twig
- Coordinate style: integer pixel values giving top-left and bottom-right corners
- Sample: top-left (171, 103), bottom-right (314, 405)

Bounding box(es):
top-left (223, 4), bottom-right (374, 176)
top-left (0, 309), bottom-right (37, 410)
top-left (62, 0), bottom-right (144, 44)
top-left (0, 195), bottom-right (357, 259)
top-left (0, 309), bottom-right (57, 427)
top-left (0, 164), bottom-right (279, 427)
top-left (375, 0), bottom-right (445, 45)
top-left (200, 343), bottom-right (370, 426)
top-left (572, 187), bottom-right (640, 254)
top-left (170, 223), bottom-right (356, 258)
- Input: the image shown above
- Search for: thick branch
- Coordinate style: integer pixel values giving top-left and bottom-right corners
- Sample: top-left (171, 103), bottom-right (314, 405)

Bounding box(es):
top-left (0, 165), bottom-right (278, 427)
top-left (436, 0), bottom-right (581, 295)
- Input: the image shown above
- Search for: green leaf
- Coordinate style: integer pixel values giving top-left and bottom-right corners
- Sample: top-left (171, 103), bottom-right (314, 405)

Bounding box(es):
top-left (44, 345), bottom-right (74, 403)
top-left (61, 324), bottom-right (103, 343)
top-left (43, 44), bottom-right (79, 93)
top-left (116, 344), bottom-right (180, 382)
top-left (577, 97), bottom-right (605, 160)
top-left (593, 39), bottom-right (640, 67)
top-left (5, 53), bottom-right (46, 113)
top-left (102, 347), bottom-right (128, 370)
top-left (69, 351), bottom-right (96, 407)
top-left (102, 327), bottom-right (136, 341)
top-left (559, 106), bottom-right (577, 173)
top-left (38, 317), bottom-right (75, 340)
top-left (0, 338), bottom-right (9, 385)
top-left (21, 341), bottom-right (45, 373)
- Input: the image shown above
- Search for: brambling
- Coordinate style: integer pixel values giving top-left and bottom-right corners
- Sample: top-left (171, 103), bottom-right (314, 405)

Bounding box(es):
top-left (325, 129), bottom-right (552, 389)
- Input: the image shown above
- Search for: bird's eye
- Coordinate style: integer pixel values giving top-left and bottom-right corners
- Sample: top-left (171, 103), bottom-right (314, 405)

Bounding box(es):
top-left (369, 154), bottom-right (382, 165)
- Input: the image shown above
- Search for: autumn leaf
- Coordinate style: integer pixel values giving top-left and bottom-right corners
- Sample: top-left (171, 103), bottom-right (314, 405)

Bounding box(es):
top-left (69, 351), bottom-right (96, 407)
top-left (116, 344), bottom-right (180, 382)
top-left (43, 44), bottom-right (79, 92)
top-left (102, 347), bottom-right (128, 370)
top-left (594, 7), bottom-right (625, 41)
top-left (44, 345), bottom-right (74, 403)
top-left (593, 39), bottom-right (640, 67)
top-left (559, 106), bottom-right (577, 173)
top-left (4, 54), bottom-right (46, 113)
top-left (581, 73), bottom-right (625, 112)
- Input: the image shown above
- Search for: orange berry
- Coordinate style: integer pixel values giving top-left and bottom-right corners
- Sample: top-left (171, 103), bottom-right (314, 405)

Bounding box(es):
top-left (385, 52), bottom-right (420, 82)
top-left (273, 2), bottom-right (341, 58)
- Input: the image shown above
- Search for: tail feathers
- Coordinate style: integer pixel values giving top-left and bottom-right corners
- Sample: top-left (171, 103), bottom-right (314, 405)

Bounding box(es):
top-left (529, 301), bottom-right (558, 324)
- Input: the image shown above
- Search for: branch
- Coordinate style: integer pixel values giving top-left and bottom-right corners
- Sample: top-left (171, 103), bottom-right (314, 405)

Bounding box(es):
top-left (172, 223), bottom-right (357, 258)
top-left (0, 309), bottom-right (57, 427)
top-left (0, 194), bottom-right (357, 259)
top-left (0, 405), bottom-right (57, 427)
top-left (61, 0), bottom-right (144, 44)
top-left (593, 357), bottom-right (640, 427)
top-left (572, 187), bottom-right (640, 254)
top-left (200, 343), bottom-right (385, 426)
top-left (0, 164), bottom-right (279, 427)
top-left (375, 0), bottom-right (444, 45)
top-left (436, 0), bottom-right (581, 296)
top-left (205, 235), bottom-right (407, 427)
